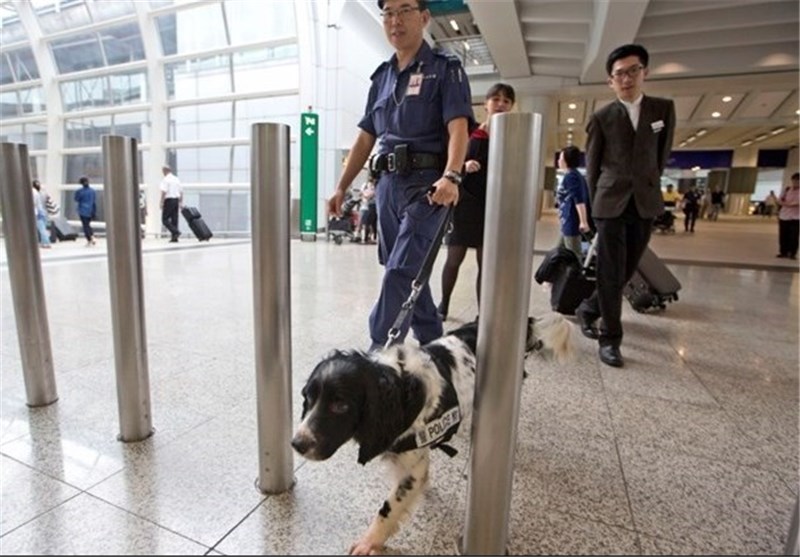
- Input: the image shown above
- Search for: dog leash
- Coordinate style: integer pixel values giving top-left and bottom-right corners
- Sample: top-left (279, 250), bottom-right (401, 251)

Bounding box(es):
top-left (384, 199), bottom-right (454, 350)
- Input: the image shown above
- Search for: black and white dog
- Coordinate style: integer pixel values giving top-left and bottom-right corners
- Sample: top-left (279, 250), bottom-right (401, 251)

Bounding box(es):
top-left (291, 313), bottom-right (573, 555)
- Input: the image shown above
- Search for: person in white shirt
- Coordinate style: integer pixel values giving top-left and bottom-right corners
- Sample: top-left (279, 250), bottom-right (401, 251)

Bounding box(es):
top-left (159, 166), bottom-right (183, 242)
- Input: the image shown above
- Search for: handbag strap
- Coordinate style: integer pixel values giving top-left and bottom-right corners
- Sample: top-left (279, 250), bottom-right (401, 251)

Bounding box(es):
top-left (384, 203), bottom-right (453, 349)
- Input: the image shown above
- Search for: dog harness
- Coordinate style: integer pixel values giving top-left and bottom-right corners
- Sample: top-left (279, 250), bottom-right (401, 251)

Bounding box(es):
top-left (390, 379), bottom-right (461, 457)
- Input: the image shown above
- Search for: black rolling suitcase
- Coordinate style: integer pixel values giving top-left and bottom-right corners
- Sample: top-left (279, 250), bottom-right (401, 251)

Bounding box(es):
top-left (181, 206), bottom-right (213, 241)
top-left (536, 237), bottom-right (597, 316)
top-left (49, 214), bottom-right (79, 241)
top-left (624, 247), bottom-right (681, 312)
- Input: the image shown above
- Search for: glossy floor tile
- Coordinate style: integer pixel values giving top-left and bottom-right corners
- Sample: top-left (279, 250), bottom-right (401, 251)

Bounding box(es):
top-left (1, 213), bottom-right (797, 555)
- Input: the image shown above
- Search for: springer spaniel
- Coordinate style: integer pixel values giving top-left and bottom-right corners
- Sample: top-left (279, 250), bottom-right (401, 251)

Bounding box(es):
top-left (291, 313), bottom-right (574, 555)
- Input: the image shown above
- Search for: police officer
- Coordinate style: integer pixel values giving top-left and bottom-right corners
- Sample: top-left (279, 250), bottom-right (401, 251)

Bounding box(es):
top-left (328, 0), bottom-right (474, 351)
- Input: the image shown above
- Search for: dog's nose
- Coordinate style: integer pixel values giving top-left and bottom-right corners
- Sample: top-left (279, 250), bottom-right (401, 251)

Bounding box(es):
top-left (291, 435), bottom-right (311, 455)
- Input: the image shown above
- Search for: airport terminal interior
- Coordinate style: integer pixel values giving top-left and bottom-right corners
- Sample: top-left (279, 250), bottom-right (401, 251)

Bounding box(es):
top-left (1, 0), bottom-right (799, 555)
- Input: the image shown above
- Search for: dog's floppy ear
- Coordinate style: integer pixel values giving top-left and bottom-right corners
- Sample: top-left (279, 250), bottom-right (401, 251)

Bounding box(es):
top-left (355, 363), bottom-right (424, 465)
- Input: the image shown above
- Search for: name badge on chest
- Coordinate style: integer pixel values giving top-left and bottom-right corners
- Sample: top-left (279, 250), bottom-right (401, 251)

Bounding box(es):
top-left (406, 73), bottom-right (423, 96)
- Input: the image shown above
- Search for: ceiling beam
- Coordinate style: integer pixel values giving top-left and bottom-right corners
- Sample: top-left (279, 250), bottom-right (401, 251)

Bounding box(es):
top-left (466, 0), bottom-right (531, 78)
top-left (581, 0), bottom-right (650, 84)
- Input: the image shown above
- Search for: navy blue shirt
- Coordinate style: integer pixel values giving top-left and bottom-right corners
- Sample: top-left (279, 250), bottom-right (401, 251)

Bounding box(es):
top-left (358, 41), bottom-right (474, 156)
top-left (556, 169), bottom-right (590, 236)
top-left (74, 185), bottom-right (96, 218)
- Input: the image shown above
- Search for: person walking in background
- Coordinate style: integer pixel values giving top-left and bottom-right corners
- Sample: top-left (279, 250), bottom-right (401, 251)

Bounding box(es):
top-left (159, 166), bottom-right (183, 243)
top-left (764, 190), bottom-right (779, 218)
top-left (31, 180), bottom-right (52, 249)
top-left (327, 0), bottom-right (473, 353)
top-left (554, 144), bottom-right (591, 260)
top-left (776, 172), bottom-right (799, 260)
top-left (575, 43), bottom-right (675, 368)
top-left (708, 186), bottom-right (725, 221)
top-left (73, 176), bottom-right (97, 246)
top-left (681, 183), bottom-right (701, 233)
top-left (437, 82), bottom-right (515, 320)
top-left (358, 172), bottom-right (378, 243)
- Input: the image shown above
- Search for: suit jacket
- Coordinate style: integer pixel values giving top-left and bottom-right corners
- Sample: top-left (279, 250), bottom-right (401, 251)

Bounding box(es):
top-left (585, 95), bottom-right (676, 219)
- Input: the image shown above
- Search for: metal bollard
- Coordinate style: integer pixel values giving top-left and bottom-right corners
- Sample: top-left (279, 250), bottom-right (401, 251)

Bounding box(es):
top-left (462, 113), bottom-right (542, 555)
top-left (101, 135), bottom-right (153, 442)
top-left (0, 142), bottom-right (58, 407)
top-left (251, 123), bottom-right (294, 494)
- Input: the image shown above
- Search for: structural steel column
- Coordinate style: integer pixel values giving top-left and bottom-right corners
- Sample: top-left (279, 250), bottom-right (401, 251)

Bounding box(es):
top-left (462, 112), bottom-right (542, 554)
top-left (0, 142), bottom-right (57, 407)
top-left (101, 135), bottom-right (153, 442)
top-left (251, 123), bottom-right (294, 493)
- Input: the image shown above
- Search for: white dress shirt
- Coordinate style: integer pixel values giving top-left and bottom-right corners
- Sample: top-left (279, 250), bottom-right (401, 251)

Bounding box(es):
top-left (619, 94), bottom-right (643, 130)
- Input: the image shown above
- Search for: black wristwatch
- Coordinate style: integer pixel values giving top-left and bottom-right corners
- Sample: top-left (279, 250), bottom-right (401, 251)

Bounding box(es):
top-left (443, 170), bottom-right (463, 186)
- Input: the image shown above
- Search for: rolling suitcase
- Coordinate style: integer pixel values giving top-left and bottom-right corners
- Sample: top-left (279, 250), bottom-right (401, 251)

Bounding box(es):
top-left (545, 236), bottom-right (597, 316)
top-left (181, 206), bottom-right (213, 241)
top-left (624, 247), bottom-right (681, 312)
top-left (49, 214), bottom-right (78, 242)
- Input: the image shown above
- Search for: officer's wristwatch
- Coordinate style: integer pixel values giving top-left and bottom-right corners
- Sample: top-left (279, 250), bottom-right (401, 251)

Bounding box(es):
top-left (442, 170), bottom-right (463, 186)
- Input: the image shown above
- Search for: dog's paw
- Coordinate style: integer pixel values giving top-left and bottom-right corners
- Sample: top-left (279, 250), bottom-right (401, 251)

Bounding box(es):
top-left (349, 538), bottom-right (383, 555)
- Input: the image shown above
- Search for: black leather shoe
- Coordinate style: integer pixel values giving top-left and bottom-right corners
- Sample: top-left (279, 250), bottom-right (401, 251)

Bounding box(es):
top-left (599, 345), bottom-right (624, 367)
top-left (575, 308), bottom-right (599, 340)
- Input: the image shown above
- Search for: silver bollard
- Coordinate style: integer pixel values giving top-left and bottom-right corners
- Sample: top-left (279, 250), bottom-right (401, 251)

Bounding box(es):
top-left (462, 113), bottom-right (542, 555)
top-left (0, 143), bottom-right (58, 407)
top-left (101, 135), bottom-right (153, 442)
top-left (251, 123), bottom-right (294, 494)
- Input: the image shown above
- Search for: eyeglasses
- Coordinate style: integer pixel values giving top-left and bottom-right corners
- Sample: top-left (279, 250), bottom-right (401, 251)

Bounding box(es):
top-left (380, 6), bottom-right (422, 21)
top-left (610, 64), bottom-right (644, 81)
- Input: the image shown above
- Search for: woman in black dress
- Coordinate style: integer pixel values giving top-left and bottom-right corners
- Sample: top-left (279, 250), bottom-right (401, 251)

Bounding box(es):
top-left (437, 83), bottom-right (516, 319)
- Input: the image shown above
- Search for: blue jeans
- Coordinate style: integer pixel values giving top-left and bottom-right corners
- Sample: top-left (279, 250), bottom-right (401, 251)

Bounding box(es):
top-left (35, 213), bottom-right (51, 246)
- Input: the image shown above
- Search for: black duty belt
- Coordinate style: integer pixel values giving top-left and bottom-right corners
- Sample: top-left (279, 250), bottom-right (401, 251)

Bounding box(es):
top-left (369, 146), bottom-right (442, 174)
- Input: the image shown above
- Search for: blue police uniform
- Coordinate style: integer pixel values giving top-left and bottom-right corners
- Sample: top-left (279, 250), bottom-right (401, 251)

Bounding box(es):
top-left (358, 40), bottom-right (474, 348)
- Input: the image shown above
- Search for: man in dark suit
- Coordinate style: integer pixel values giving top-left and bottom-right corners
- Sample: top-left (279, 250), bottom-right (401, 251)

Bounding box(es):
top-left (576, 44), bottom-right (676, 367)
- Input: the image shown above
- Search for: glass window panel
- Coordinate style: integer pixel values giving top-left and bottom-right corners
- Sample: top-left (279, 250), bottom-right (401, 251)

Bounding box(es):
top-left (169, 102), bottom-right (232, 142)
top-left (164, 54), bottom-right (232, 101)
top-left (51, 33), bottom-right (104, 74)
top-left (229, 190), bottom-right (250, 232)
top-left (9, 47), bottom-right (40, 82)
top-left (0, 122), bottom-right (23, 142)
top-left (225, 1), bottom-right (296, 45)
top-left (29, 154), bottom-right (45, 182)
top-left (169, 146), bottom-right (232, 182)
top-left (0, 55), bottom-right (13, 86)
top-left (164, 3), bottom-right (227, 55)
top-left (196, 190), bottom-right (228, 232)
top-left (155, 13), bottom-right (177, 56)
top-left (233, 57), bottom-right (299, 95)
top-left (36, 1), bottom-right (91, 35)
top-left (234, 96), bottom-right (299, 137)
top-left (61, 76), bottom-right (107, 111)
top-left (64, 114), bottom-right (112, 148)
top-left (108, 71), bottom-right (147, 106)
top-left (64, 153), bottom-right (103, 185)
top-left (114, 111), bottom-right (150, 143)
top-left (19, 86), bottom-right (46, 115)
top-left (0, 4), bottom-right (26, 45)
top-left (100, 23), bottom-right (145, 66)
top-left (26, 121), bottom-right (47, 150)
top-left (231, 145), bottom-right (249, 183)
top-left (90, 0), bottom-right (135, 22)
top-left (0, 90), bottom-right (19, 117)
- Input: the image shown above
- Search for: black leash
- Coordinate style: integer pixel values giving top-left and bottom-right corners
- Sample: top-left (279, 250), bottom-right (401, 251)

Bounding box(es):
top-left (384, 197), bottom-right (454, 350)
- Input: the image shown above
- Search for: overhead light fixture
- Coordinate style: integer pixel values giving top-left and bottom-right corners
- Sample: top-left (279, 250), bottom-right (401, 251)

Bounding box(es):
top-left (566, 117), bottom-right (575, 124)
top-left (711, 111), bottom-right (721, 118)
top-left (568, 103), bottom-right (577, 110)
top-left (795, 109), bottom-right (799, 115)
top-left (691, 166), bottom-right (701, 172)
top-left (686, 136), bottom-right (696, 143)
top-left (449, 19), bottom-right (459, 31)
top-left (462, 41), bottom-right (470, 51)
top-left (696, 129), bottom-right (707, 136)
top-left (755, 134), bottom-right (768, 141)
top-left (679, 141), bottom-right (687, 147)
top-left (770, 127), bottom-right (786, 135)
top-left (472, 58), bottom-right (479, 65)
top-left (722, 96), bottom-right (733, 103)
top-left (741, 140), bottom-right (753, 146)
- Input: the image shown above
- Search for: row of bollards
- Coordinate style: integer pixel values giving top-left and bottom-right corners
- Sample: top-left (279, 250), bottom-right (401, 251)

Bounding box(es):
top-left (1, 114), bottom-right (551, 554)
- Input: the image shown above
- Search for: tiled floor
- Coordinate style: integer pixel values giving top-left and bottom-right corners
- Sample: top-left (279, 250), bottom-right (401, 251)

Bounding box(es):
top-left (1, 212), bottom-right (798, 555)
